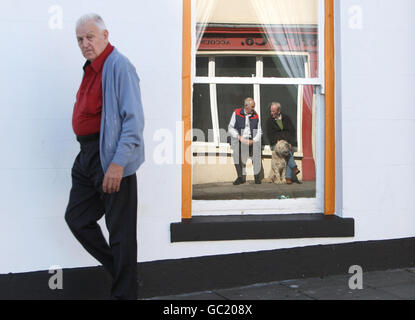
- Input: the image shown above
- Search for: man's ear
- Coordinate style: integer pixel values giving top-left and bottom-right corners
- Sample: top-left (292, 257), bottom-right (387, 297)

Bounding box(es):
top-left (103, 29), bottom-right (109, 41)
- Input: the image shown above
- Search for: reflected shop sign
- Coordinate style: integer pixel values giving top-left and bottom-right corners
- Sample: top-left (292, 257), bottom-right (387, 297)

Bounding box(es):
top-left (198, 27), bottom-right (318, 52)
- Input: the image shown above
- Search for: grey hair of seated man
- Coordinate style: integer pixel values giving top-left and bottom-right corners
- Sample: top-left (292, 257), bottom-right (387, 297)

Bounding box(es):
top-left (269, 102), bottom-right (281, 111)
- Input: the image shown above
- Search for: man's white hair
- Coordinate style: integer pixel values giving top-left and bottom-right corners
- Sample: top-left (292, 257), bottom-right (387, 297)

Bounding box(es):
top-left (76, 13), bottom-right (107, 31)
top-left (244, 97), bottom-right (255, 106)
top-left (270, 102), bottom-right (282, 110)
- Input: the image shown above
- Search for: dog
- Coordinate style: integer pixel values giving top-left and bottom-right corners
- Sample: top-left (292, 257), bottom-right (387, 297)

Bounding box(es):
top-left (264, 140), bottom-right (291, 184)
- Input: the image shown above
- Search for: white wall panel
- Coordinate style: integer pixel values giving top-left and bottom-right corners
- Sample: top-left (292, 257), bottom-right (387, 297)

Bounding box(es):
top-left (0, 0), bottom-right (415, 274)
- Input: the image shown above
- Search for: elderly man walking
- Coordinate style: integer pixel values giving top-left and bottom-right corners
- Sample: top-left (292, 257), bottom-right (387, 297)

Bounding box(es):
top-left (65, 14), bottom-right (145, 300)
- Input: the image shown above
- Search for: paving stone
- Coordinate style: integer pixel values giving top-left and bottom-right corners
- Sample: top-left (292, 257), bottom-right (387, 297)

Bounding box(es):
top-left (331, 288), bottom-right (401, 300)
top-left (376, 282), bottom-right (415, 300)
top-left (362, 269), bottom-right (415, 288)
top-left (147, 291), bottom-right (226, 300)
top-left (280, 273), bottom-right (401, 300)
top-left (280, 274), bottom-right (350, 291)
top-left (146, 268), bottom-right (415, 300)
top-left (298, 283), bottom-right (400, 300)
top-left (216, 282), bottom-right (313, 300)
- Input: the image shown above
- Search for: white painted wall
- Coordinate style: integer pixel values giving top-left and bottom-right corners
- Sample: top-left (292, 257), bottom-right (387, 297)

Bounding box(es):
top-left (0, 0), bottom-right (183, 273)
top-left (0, 0), bottom-right (414, 274)
top-left (339, 0), bottom-right (415, 242)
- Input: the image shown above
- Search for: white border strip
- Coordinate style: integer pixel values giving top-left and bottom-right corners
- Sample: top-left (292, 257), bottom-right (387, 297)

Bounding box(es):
top-left (193, 198), bottom-right (321, 216)
top-left (318, 0), bottom-right (326, 93)
top-left (194, 76), bottom-right (322, 85)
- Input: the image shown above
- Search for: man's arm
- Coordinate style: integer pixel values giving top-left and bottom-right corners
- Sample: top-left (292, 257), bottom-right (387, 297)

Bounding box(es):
top-left (112, 65), bottom-right (144, 167)
top-left (284, 115), bottom-right (297, 146)
top-left (228, 111), bottom-right (239, 140)
top-left (103, 62), bottom-right (144, 193)
top-left (252, 120), bottom-right (262, 144)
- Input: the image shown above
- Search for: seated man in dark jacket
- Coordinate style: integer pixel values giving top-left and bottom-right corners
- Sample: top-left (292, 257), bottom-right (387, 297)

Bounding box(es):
top-left (266, 102), bottom-right (300, 184)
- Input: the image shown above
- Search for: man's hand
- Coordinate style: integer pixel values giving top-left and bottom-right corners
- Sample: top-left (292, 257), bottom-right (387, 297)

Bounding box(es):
top-left (103, 162), bottom-right (124, 194)
top-left (238, 135), bottom-right (253, 145)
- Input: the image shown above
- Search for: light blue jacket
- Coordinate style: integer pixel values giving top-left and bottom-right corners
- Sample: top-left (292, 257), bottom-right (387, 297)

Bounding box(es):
top-left (100, 47), bottom-right (145, 177)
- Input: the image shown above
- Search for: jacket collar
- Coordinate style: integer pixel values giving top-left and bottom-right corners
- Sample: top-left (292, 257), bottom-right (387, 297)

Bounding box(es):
top-left (83, 42), bottom-right (114, 73)
top-left (240, 107), bottom-right (258, 118)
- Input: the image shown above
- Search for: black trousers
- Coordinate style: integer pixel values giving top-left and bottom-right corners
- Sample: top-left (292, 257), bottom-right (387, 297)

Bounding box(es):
top-left (231, 141), bottom-right (262, 178)
top-left (65, 138), bottom-right (138, 300)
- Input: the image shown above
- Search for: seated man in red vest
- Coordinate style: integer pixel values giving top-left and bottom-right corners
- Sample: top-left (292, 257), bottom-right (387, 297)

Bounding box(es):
top-left (228, 97), bottom-right (262, 185)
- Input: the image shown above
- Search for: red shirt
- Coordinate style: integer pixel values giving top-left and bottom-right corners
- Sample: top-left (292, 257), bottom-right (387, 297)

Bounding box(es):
top-left (72, 43), bottom-right (114, 136)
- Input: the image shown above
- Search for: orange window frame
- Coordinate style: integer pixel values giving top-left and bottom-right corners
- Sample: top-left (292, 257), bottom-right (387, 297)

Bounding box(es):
top-left (181, 0), bottom-right (335, 219)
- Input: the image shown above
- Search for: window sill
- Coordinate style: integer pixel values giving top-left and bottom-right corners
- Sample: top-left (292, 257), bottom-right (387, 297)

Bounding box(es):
top-left (170, 214), bottom-right (354, 242)
top-left (191, 143), bottom-right (303, 159)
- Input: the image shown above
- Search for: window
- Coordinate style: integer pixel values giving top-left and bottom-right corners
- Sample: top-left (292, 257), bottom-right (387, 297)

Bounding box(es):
top-left (182, 0), bottom-right (334, 218)
top-left (192, 84), bottom-right (213, 142)
top-left (193, 54), bottom-right (311, 152)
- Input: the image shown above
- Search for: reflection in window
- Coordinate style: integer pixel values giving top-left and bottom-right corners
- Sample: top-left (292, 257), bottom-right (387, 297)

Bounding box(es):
top-left (196, 56), bottom-right (208, 77)
top-left (192, 84), bottom-right (213, 142)
top-left (260, 84), bottom-right (298, 146)
top-left (191, 0), bottom-right (319, 202)
top-left (217, 84), bottom-right (253, 143)
top-left (215, 56), bottom-right (256, 77)
top-left (263, 55), bottom-right (307, 78)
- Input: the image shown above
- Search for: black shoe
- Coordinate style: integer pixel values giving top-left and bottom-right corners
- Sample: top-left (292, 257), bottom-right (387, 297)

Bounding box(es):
top-left (293, 167), bottom-right (301, 176)
top-left (292, 176), bottom-right (302, 184)
top-left (254, 176), bottom-right (262, 184)
top-left (233, 177), bottom-right (246, 185)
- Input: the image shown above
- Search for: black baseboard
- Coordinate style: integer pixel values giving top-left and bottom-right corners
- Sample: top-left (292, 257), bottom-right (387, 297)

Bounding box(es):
top-left (1, 237), bottom-right (415, 299)
top-left (171, 214), bottom-right (354, 242)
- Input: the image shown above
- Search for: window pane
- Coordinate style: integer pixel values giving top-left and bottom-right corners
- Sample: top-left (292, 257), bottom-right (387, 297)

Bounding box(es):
top-left (192, 84), bottom-right (213, 142)
top-left (196, 56), bottom-right (208, 77)
top-left (196, 0), bottom-right (319, 78)
top-left (216, 84), bottom-right (253, 143)
top-left (260, 84), bottom-right (298, 146)
top-left (215, 56), bottom-right (256, 77)
top-left (193, 1), bottom-right (320, 203)
top-left (263, 55), bottom-right (307, 78)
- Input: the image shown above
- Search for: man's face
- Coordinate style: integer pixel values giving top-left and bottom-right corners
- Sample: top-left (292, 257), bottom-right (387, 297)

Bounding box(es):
top-left (244, 101), bottom-right (256, 115)
top-left (76, 21), bottom-right (109, 62)
top-left (270, 105), bottom-right (281, 118)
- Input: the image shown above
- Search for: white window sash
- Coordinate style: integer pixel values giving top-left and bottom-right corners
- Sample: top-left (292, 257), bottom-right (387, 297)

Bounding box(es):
top-left (318, 0), bottom-right (326, 93)
top-left (194, 76), bottom-right (322, 86)
top-left (208, 56), bottom-right (220, 145)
